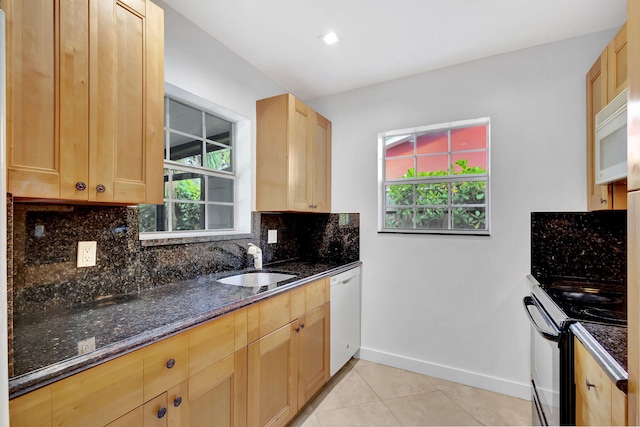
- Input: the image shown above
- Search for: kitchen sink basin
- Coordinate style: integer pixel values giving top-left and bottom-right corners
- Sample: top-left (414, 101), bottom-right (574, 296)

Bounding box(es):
top-left (217, 272), bottom-right (296, 287)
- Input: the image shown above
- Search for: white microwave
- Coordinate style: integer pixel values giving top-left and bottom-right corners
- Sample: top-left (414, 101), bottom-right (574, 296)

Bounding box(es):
top-left (595, 88), bottom-right (627, 185)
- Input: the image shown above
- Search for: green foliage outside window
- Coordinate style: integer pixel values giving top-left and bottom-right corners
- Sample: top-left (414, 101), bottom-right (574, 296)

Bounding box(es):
top-left (385, 159), bottom-right (487, 230)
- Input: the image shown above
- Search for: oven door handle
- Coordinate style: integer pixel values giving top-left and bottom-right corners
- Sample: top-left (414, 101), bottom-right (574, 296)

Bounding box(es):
top-left (523, 296), bottom-right (560, 342)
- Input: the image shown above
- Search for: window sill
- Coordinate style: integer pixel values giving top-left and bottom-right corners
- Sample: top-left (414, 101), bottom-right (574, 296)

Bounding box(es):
top-left (140, 231), bottom-right (253, 247)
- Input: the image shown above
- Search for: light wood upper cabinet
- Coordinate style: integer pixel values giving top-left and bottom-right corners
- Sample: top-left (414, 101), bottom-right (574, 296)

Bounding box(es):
top-left (607, 23), bottom-right (628, 104)
top-left (586, 53), bottom-right (612, 211)
top-left (256, 93), bottom-right (332, 213)
top-left (2, 0), bottom-right (164, 204)
top-left (585, 23), bottom-right (628, 211)
top-left (574, 337), bottom-right (627, 426)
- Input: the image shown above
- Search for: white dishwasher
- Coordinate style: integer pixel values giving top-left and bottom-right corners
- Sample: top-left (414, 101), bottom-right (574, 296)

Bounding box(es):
top-left (330, 266), bottom-right (361, 376)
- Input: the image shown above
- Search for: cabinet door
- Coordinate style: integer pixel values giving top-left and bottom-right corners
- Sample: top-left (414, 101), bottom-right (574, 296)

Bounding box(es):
top-left (9, 385), bottom-right (52, 427)
top-left (248, 323), bottom-right (298, 427)
top-left (189, 349), bottom-right (247, 427)
top-left (297, 304), bottom-right (329, 408)
top-left (90, 0), bottom-right (164, 204)
top-left (586, 53), bottom-right (612, 210)
top-left (143, 393), bottom-right (168, 427)
top-left (289, 97), bottom-right (314, 212)
top-left (313, 113), bottom-right (332, 212)
top-left (106, 407), bottom-right (144, 427)
top-left (3, 0), bottom-right (89, 200)
top-left (607, 23), bottom-right (628, 104)
top-left (143, 332), bottom-right (189, 402)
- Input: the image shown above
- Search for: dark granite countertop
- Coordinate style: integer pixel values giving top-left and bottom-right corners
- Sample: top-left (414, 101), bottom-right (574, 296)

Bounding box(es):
top-left (579, 321), bottom-right (627, 373)
top-left (10, 259), bottom-right (361, 398)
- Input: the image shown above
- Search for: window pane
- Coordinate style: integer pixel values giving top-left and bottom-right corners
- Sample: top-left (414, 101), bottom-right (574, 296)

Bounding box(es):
top-left (416, 208), bottom-right (449, 229)
top-left (386, 184), bottom-right (413, 206)
top-left (139, 204), bottom-right (157, 232)
top-left (416, 183), bottom-right (448, 205)
top-left (385, 158), bottom-right (415, 180)
top-left (169, 99), bottom-right (202, 137)
top-left (207, 176), bottom-right (233, 203)
top-left (205, 113), bottom-right (232, 146)
top-left (169, 132), bottom-right (202, 166)
top-left (385, 135), bottom-right (414, 158)
top-left (453, 207), bottom-right (487, 230)
top-left (416, 154), bottom-right (449, 175)
top-left (385, 208), bottom-right (414, 229)
top-left (452, 126), bottom-right (486, 152)
top-left (207, 204), bottom-right (233, 229)
top-left (452, 181), bottom-right (486, 205)
top-left (173, 203), bottom-right (205, 231)
top-left (416, 130), bottom-right (448, 154)
top-left (451, 154), bottom-right (487, 174)
top-left (206, 143), bottom-right (232, 171)
top-left (170, 170), bottom-right (204, 201)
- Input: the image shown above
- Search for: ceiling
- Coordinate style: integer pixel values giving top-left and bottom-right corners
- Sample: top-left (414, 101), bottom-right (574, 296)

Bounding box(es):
top-left (162, 0), bottom-right (627, 100)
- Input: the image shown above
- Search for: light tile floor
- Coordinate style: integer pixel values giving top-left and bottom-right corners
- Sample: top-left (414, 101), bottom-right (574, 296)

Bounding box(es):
top-left (289, 358), bottom-right (532, 427)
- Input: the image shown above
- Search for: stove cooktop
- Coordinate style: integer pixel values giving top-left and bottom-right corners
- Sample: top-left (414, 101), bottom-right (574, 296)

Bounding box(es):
top-left (542, 279), bottom-right (627, 326)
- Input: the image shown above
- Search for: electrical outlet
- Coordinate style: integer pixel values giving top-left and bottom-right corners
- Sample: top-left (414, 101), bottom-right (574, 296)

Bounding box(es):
top-left (77, 241), bottom-right (97, 267)
top-left (268, 229), bottom-right (277, 244)
top-left (77, 336), bottom-right (96, 355)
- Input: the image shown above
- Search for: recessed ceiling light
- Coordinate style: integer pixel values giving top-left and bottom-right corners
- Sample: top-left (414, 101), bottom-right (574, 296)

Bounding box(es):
top-left (321, 31), bottom-right (340, 45)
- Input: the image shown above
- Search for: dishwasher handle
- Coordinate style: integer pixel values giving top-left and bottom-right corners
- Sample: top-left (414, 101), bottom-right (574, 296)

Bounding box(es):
top-left (523, 296), bottom-right (560, 342)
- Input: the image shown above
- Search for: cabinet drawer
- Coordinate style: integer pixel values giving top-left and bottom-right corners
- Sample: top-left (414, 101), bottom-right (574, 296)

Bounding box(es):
top-left (305, 278), bottom-right (329, 311)
top-left (574, 337), bottom-right (612, 426)
top-left (189, 312), bottom-right (236, 375)
top-left (143, 333), bottom-right (189, 401)
top-left (247, 291), bottom-right (291, 342)
top-left (52, 350), bottom-right (143, 427)
top-left (9, 385), bottom-right (52, 427)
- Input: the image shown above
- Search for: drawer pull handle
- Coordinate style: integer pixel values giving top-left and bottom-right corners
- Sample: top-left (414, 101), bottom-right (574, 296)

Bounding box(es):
top-left (586, 380), bottom-right (596, 390)
top-left (75, 182), bottom-right (87, 191)
top-left (157, 407), bottom-right (167, 419)
top-left (600, 198), bottom-right (607, 204)
top-left (173, 396), bottom-right (183, 407)
top-left (96, 184), bottom-right (106, 193)
top-left (166, 358), bottom-right (176, 369)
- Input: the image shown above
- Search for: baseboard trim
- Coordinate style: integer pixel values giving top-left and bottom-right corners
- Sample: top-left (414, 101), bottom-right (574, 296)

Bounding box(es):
top-left (358, 346), bottom-right (531, 400)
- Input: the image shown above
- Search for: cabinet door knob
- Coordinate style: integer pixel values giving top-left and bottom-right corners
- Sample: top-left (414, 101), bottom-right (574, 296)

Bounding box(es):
top-left (300, 322), bottom-right (305, 329)
top-left (173, 396), bottom-right (183, 407)
top-left (166, 358), bottom-right (176, 369)
top-left (96, 184), bottom-right (106, 193)
top-left (586, 379), bottom-right (596, 390)
top-left (75, 182), bottom-right (87, 191)
top-left (600, 198), bottom-right (607, 204)
top-left (157, 407), bottom-right (167, 419)
top-left (295, 326), bottom-right (301, 333)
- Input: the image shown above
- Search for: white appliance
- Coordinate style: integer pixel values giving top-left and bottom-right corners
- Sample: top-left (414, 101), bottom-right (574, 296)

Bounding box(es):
top-left (595, 88), bottom-right (627, 185)
top-left (330, 266), bottom-right (361, 376)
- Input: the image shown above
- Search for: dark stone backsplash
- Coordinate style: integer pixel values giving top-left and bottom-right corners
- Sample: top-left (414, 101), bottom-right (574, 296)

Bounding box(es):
top-left (531, 211), bottom-right (626, 285)
top-left (10, 199), bottom-right (359, 315)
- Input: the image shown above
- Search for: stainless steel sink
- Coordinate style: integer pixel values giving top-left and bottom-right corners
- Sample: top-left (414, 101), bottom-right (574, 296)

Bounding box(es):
top-left (217, 272), bottom-right (296, 287)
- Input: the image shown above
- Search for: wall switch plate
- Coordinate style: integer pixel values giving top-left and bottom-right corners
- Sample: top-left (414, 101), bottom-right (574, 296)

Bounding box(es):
top-left (77, 241), bottom-right (97, 267)
top-left (267, 229), bottom-right (277, 244)
top-left (77, 336), bottom-right (96, 355)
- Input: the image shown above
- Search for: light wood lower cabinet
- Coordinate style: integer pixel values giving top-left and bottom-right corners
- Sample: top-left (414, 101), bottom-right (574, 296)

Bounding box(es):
top-left (9, 279), bottom-right (331, 427)
top-left (574, 337), bottom-right (628, 426)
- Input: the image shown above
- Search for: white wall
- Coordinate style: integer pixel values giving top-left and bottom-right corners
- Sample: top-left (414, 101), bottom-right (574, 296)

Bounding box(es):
top-left (309, 30), bottom-right (616, 399)
top-left (154, 0), bottom-right (287, 228)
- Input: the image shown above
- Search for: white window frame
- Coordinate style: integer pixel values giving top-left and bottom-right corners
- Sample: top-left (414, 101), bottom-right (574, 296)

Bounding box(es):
top-left (140, 84), bottom-right (251, 240)
top-left (377, 117), bottom-right (491, 235)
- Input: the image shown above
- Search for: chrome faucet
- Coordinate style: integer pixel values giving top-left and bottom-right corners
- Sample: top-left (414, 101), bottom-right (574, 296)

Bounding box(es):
top-left (247, 243), bottom-right (263, 269)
